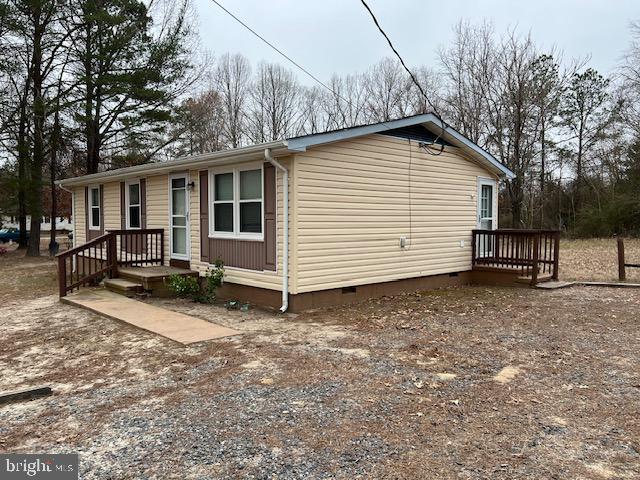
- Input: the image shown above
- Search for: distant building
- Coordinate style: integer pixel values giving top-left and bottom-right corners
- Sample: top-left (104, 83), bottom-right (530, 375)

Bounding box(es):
top-left (1, 215), bottom-right (73, 232)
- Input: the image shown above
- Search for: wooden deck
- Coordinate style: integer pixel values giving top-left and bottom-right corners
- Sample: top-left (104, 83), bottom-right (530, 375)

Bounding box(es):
top-left (472, 230), bottom-right (561, 286)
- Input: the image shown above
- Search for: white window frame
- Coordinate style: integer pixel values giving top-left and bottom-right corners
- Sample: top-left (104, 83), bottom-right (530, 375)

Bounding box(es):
top-left (125, 179), bottom-right (142, 230)
top-left (209, 162), bottom-right (264, 241)
top-left (476, 177), bottom-right (498, 230)
top-left (169, 173), bottom-right (191, 261)
top-left (88, 185), bottom-right (101, 230)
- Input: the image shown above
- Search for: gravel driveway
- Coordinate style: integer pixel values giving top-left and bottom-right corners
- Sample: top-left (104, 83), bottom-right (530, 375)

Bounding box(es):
top-left (1, 251), bottom-right (639, 479)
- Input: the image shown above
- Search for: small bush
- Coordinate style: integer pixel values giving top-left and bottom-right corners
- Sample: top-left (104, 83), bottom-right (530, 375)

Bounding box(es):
top-left (167, 260), bottom-right (224, 304)
top-left (167, 274), bottom-right (200, 299)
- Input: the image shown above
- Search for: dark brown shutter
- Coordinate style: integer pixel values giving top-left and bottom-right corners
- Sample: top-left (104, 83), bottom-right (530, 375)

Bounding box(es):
top-left (120, 182), bottom-right (126, 229)
top-left (85, 186), bottom-right (89, 240)
top-left (99, 184), bottom-right (104, 234)
top-left (140, 178), bottom-right (147, 228)
top-left (263, 162), bottom-right (277, 271)
top-left (199, 170), bottom-right (209, 263)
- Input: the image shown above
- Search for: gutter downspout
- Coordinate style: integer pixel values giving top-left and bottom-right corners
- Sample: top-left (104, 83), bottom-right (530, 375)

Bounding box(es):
top-left (264, 148), bottom-right (289, 313)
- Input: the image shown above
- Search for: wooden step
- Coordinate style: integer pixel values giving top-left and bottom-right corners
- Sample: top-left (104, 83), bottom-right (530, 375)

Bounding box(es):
top-left (117, 266), bottom-right (199, 297)
top-left (103, 278), bottom-right (143, 296)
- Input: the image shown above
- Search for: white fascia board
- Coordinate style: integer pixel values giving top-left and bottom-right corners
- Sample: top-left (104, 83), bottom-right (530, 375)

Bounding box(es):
top-left (286, 113), bottom-right (515, 179)
top-left (57, 141), bottom-right (288, 187)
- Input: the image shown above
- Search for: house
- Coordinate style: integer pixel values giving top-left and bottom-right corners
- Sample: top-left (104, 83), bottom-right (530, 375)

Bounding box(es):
top-left (57, 113), bottom-right (560, 311)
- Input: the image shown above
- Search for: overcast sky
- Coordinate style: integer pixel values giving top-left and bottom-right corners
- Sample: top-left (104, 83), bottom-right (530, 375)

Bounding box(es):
top-left (193, 0), bottom-right (640, 83)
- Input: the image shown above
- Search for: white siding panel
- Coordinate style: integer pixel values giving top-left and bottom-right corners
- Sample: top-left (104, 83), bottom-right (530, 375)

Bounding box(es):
top-left (74, 187), bottom-right (86, 245)
top-left (103, 182), bottom-right (121, 231)
top-left (145, 174), bottom-right (170, 266)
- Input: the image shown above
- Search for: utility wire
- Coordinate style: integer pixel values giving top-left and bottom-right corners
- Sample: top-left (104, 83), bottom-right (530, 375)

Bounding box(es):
top-left (358, 0), bottom-right (445, 154)
top-left (209, 0), bottom-right (355, 110)
top-left (358, 0), bottom-right (438, 114)
top-left (209, 0), bottom-right (446, 153)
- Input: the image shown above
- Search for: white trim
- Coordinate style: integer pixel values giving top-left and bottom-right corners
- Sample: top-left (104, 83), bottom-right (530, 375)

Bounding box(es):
top-left (88, 185), bottom-right (101, 230)
top-left (169, 173), bottom-right (191, 261)
top-left (125, 179), bottom-right (141, 230)
top-left (208, 162), bottom-right (264, 241)
top-left (58, 141), bottom-right (288, 187)
top-left (477, 176), bottom-right (498, 230)
top-left (286, 113), bottom-right (515, 179)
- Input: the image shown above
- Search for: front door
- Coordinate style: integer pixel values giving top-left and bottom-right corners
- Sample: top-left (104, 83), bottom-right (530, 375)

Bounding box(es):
top-left (169, 174), bottom-right (190, 262)
top-left (477, 178), bottom-right (497, 257)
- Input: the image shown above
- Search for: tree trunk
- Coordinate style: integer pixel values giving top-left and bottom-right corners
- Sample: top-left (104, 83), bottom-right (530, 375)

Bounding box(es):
top-left (575, 125), bottom-right (584, 214)
top-left (539, 116), bottom-right (546, 228)
top-left (27, 3), bottom-right (45, 257)
top-left (17, 97), bottom-right (29, 249)
top-left (49, 109), bottom-right (61, 255)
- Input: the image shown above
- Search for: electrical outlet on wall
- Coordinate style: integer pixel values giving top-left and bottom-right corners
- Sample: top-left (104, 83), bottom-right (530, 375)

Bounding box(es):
top-left (400, 236), bottom-right (407, 248)
top-left (460, 239), bottom-right (465, 248)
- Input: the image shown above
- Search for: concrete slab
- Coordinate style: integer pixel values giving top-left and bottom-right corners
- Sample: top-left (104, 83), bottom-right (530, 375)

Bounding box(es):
top-left (576, 281), bottom-right (640, 288)
top-left (536, 281), bottom-right (575, 290)
top-left (62, 289), bottom-right (241, 345)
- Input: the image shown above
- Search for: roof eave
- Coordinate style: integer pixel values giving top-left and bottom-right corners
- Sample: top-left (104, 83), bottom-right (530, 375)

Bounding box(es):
top-left (57, 140), bottom-right (289, 187)
top-left (287, 113), bottom-right (514, 179)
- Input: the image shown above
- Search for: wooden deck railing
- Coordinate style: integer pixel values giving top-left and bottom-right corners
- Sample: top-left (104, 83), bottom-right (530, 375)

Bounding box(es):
top-left (56, 229), bottom-right (164, 297)
top-left (472, 229), bottom-right (560, 285)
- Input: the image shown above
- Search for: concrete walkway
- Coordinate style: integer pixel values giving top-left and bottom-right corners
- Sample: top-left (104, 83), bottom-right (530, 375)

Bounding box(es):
top-left (62, 289), bottom-right (241, 345)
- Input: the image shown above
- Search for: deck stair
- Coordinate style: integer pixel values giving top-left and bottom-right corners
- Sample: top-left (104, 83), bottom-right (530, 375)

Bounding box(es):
top-left (117, 266), bottom-right (199, 297)
top-left (103, 278), bottom-right (143, 297)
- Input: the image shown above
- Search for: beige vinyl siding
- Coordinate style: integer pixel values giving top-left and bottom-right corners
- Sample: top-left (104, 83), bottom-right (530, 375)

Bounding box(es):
top-left (190, 158), bottom-right (293, 292)
top-left (294, 134), bottom-right (498, 293)
top-left (74, 187), bottom-right (86, 245)
top-left (103, 182), bottom-right (121, 231)
top-left (145, 173), bottom-right (170, 266)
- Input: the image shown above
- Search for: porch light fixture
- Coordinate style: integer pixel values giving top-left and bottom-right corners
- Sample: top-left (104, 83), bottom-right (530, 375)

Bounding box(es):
top-left (187, 181), bottom-right (195, 191)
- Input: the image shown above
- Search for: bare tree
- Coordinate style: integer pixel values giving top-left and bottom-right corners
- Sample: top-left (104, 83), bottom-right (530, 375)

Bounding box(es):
top-left (438, 21), bottom-right (496, 147)
top-left (363, 57), bottom-right (411, 122)
top-left (214, 53), bottom-right (251, 148)
top-left (247, 62), bottom-right (300, 142)
top-left (173, 90), bottom-right (226, 156)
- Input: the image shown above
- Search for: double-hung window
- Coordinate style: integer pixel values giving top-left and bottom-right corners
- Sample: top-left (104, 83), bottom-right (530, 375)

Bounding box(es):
top-left (89, 186), bottom-right (101, 230)
top-left (211, 165), bottom-right (263, 240)
top-left (127, 181), bottom-right (141, 229)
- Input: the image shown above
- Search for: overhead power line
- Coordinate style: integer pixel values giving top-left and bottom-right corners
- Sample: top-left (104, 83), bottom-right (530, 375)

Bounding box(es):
top-left (209, 0), bottom-right (446, 154)
top-left (209, 0), bottom-right (344, 104)
top-left (358, 0), bottom-right (445, 154)
top-left (358, 0), bottom-right (439, 115)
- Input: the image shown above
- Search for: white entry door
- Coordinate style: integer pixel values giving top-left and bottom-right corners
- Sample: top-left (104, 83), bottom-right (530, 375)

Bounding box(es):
top-left (169, 174), bottom-right (190, 261)
top-left (477, 178), bottom-right (497, 256)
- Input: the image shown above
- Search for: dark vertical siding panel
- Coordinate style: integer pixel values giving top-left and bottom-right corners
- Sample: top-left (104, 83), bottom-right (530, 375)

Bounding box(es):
top-left (263, 162), bottom-right (276, 271)
top-left (99, 185), bottom-right (104, 235)
top-left (120, 182), bottom-right (126, 229)
top-left (199, 171), bottom-right (210, 263)
top-left (85, 186), bottom-right (89, 241)
top-left (140, 178), bottom-right (147, 228)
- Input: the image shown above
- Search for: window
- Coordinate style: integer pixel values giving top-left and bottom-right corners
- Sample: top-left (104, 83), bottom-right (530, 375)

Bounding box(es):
top-left (127, 181), bottom-right (141, 229)
top-left (210, 165), bottom-right (263, 239)
top-left (89, 186), bottom-right (101, 230)
top-left (480, 184), bottom-right (493, 219)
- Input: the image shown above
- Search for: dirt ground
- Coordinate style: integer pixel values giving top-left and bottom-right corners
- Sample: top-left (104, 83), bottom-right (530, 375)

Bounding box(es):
top-left (561, 238), bottom-right (640, 282)
top-left (1, 247), bottom-right (639, 479)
